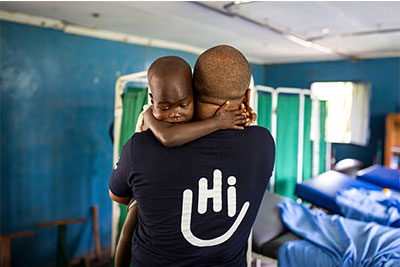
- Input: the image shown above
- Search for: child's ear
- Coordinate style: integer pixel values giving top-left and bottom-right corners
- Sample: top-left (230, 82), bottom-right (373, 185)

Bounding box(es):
top-left (149, 93), bottom-right (154, 104)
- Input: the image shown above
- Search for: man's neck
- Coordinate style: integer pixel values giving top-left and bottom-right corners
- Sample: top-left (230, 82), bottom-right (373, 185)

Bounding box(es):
top-left (194, 99), bottom-right (242, 121)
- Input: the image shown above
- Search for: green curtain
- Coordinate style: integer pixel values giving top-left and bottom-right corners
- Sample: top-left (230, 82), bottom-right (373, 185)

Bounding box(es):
top-left (115, 87), bottom-right (148, 262)
top-left (302, 97), bottom-right (313, 181)
top-left (257, 91), bottom-right (326, 198)
top-left (275, 94), bottom-right (299, 199)
top-left (257, 91), bottom-right (272, 131)
top-left (119, 87), bottom-right (149, 154)
top-left (319, 101), bottom-right (327, 174)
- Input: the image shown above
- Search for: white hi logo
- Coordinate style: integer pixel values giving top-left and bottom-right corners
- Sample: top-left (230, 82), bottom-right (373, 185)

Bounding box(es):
top-left (181, 169), bottom-right (250, 247)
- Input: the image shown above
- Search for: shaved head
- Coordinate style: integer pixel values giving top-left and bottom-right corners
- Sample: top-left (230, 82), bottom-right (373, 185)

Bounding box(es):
top-left (193, 45), bottom-right (251, 102)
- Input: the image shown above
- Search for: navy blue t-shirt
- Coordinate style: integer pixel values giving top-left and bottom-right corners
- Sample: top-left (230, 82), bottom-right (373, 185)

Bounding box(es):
top-left (109, 126), bottom-right (275, 267)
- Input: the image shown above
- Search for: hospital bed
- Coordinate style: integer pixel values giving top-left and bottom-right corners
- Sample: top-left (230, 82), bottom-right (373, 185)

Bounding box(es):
top-left (252, 172), bottom-right (373, 261)
top-left (252, 173), bottom-right (400, 265)
top-left (295, 169), bottom-right (400, 215)
top-left (253, 173), bottom-right (371, 259)
top-left (294, 170), bottom-right (386, 214)
top-left (357, 165), bottom-right (400, 191)
top-left (277, 198), bottom-right (400, 266)
top-left (252, 191), bottom-right (302, 264)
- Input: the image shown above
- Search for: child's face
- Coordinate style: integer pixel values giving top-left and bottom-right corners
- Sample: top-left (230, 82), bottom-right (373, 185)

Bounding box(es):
top-left (150, 76), bottom-right (194, 123)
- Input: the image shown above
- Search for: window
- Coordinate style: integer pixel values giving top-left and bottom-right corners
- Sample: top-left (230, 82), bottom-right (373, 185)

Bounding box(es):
top-left (311, 82), bottom-right (370, 146)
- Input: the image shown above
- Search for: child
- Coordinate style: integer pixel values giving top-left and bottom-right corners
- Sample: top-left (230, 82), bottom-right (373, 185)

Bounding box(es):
top-left (114, 56), bottom-right (256, 267)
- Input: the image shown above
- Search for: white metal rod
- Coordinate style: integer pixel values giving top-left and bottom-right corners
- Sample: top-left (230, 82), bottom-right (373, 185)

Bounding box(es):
top-left (312, 100), bottom-right (321, 177)
top-left (256, 85), bottom-right (274, 93)
top-left (276, 87), bottom-right (311, 95)
top-left (117, 71), bottom-right (148, 83)
top-left (269, 90), bottom-right (278, 193)
top-left (326, 142), bottom-right (332, 171)
top-left (111, 71), bottom-right (149, 255)
top-left (297, 93), bottom-right (305, 184)
top-left (111, 75), bottom-right (125, 255)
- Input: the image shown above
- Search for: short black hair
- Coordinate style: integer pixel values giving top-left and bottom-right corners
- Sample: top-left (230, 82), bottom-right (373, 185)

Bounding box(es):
top-left (193, 45), bottom-right (251, 101)
top-left (148, 56), bottom-right (192, 94)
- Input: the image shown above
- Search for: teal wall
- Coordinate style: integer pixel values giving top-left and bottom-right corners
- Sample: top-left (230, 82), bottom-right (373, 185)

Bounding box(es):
top-left (0, 20), bottom-right (265, 266)
top-left (263, 57), bottom-right (400, 165)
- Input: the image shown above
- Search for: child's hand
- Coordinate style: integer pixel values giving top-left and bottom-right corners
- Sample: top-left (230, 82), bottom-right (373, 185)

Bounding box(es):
top-left (214, 101), bottom-right (250, 130)
top-left (240, 103), bottom-right (257, 126)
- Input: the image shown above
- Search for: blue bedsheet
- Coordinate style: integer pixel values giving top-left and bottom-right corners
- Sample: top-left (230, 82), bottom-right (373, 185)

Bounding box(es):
top-left (277, 199), bottom-right (400, 267)
top-left (335, 188), bottom-right (400, 227)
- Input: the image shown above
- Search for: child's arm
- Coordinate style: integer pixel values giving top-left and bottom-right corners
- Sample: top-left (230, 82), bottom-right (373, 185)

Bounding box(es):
top-left (115, 202), bottom-right (138, 267)
top-left (143, 101), bottom-right (249, 147)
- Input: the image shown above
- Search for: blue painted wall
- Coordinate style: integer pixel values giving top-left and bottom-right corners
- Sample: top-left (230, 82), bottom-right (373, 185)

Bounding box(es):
top-left (249, 63), bottom-right (267, 86)
top-left (263, 57), bottom-right (400, 165)
top-left (0, 21), bottom-right (265, 266)
top-left (5, 18), bottom-right (397, 266)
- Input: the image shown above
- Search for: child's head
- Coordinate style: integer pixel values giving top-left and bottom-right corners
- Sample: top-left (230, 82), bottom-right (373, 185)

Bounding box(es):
top-left (148, 56), bottom-right (194, 123)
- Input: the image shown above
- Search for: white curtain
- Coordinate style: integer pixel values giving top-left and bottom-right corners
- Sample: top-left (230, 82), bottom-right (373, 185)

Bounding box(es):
top-left (311, 82), bottom-right (370, 146)
top-left (350, 82), bottom-right (370, 146)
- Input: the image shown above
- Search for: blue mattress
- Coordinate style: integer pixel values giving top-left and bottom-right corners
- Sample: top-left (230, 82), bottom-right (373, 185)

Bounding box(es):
top-left (357, 165), bottom-right (400, 191)
top-left (294, 170), bottom-right (382, 214)
top-left (277, 199), bottom-right (400, 267)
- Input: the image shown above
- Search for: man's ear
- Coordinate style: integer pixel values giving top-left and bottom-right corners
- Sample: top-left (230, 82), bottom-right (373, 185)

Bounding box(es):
top-left (243, 88), bottom-right (251, 107)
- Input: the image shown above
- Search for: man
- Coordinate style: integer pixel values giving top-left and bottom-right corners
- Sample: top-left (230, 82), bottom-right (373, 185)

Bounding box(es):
top-left (109, 45), bottom-right (275, 266)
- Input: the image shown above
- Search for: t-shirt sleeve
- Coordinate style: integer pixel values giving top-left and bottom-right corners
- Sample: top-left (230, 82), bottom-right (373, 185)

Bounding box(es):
top-left (109, 138), bottom-right (134, 198)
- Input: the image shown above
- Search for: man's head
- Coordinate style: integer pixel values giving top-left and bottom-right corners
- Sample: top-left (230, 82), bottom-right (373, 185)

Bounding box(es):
top-left (193, 45), bottom-right (251, 120)
top-left (148, 56), bottom-right (194, 123)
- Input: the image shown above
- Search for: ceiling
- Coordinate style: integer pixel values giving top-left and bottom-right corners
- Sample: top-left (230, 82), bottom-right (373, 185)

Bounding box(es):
top-left (1, 1), bottom-right (399, 64)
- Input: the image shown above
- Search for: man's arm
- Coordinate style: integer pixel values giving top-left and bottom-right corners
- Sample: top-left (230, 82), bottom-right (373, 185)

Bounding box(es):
top-left (108, 139), bottom-right (134, 203)
top-left (109, 189), bottom-right (131, 205)
top-left (144, 102), bottom-right (249, 147)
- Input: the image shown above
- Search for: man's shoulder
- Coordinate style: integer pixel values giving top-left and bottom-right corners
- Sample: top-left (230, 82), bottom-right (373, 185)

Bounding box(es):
top-left (243, 126), bottom-right (274, 142)
top-left (134, 128), bottom-right (155, 139)
top-left (128, 130), bottom-right (157, 147)
top-left (219, 126), bottom-right (274, 152)
top-left (245, 125), bottom-right (272, 134)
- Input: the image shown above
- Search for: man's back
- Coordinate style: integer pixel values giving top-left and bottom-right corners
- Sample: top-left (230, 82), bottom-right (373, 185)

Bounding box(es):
top-left (111, 126), bottom-right (275, 266)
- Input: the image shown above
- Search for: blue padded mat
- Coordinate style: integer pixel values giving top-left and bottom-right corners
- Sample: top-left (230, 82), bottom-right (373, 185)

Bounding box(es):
top-left (277, 199), bottom-right (400, 267)
top-left (295, 171), bottom-right (382, 214)
top-left (357, 165), bottom-right (400, 191)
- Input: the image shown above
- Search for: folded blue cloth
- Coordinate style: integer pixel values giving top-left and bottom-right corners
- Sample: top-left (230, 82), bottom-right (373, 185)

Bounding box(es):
top-left (335, 188), bottom-right (400, 227)
top-left (277, 199), bottom-right (400, 267)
